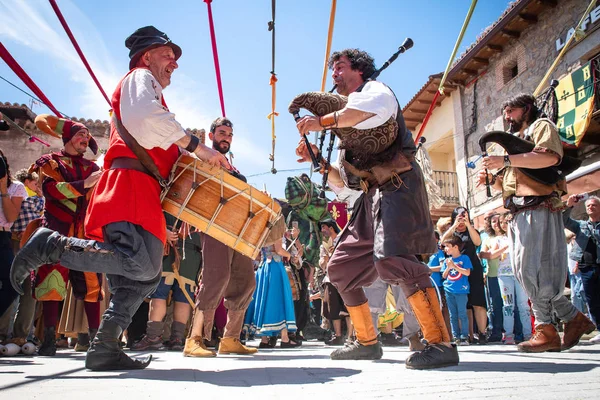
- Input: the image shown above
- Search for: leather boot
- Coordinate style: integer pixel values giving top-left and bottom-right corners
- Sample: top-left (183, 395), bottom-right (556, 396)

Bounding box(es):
top-left (330, 302), bottom-right (383, 360)
top-left (518, 324), bottom-right (561, 353)
top-left (218, 337), bottom-right (258, 355)
top-left (85, 319), bottom-right (151, 371)
top-left (10, 228), bottom-right (66, 294)
top-left (218, 310), bottom-right (257, 355)
top-left (75, 333), bottom-right (90, 352)
top-left (38, 326), bottom-right (57, 356)
top-left (405, 288), bottom-right (459, 370)
top-left (562, 311), bottom-right (596, 351)
top-left (183, 336), bottom-right (216, 357)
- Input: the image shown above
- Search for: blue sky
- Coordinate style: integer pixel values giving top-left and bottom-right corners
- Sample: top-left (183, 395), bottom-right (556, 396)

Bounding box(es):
top-left (0, 0), bottom-right (512, 198)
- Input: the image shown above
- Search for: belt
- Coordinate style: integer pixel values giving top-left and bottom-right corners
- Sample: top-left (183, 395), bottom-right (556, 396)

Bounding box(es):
top-left (110, 157), bottom-right (156, 179)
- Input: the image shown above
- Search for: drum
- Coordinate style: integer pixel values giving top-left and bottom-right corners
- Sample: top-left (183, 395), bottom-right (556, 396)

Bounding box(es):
top-left (162, 155), bottom-right (282, 260)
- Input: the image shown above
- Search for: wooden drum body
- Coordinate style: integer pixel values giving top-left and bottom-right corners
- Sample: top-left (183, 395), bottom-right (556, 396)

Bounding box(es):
top-left (162, 155), bottom-right (281, 260)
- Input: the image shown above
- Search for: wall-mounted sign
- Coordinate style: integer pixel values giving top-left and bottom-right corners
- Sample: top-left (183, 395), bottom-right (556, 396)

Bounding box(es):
top-left (556, 5), bottom-right (600, 51)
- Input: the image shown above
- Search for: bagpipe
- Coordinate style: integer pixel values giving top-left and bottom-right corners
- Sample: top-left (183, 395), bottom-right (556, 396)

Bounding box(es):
top-left (477, 80), bottom-right (582, 196)
top-left (288, 38), bottom-right (414, 198)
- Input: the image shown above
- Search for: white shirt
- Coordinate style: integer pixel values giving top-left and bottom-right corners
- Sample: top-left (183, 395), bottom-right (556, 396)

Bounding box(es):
top-left (0, 181), bottom-right (27, 229)
top-left (120, 68), bottom-right (187, 150)
top-left (345, 80), bottom-right (398, 130)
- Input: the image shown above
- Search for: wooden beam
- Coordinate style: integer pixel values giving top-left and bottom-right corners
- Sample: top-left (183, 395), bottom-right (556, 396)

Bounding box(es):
top-left (473, 57), bottom-right (489, 66)
top-left (426, 89), bottom-right (438, 95)
top-left (417, 99), bottom-right (442, 106)
top-left (404, 117), bottom-right (423, 123)
top-left (501, 29), bottom-right (521, 39)
top-left (518, 13), bottom-right (538, 23)
top-left (462, 68), bottom-right (479, 76)
top-left (486, 44), bottom-right (503, 52)
top-left (409, 108), bottom-right (429, 114)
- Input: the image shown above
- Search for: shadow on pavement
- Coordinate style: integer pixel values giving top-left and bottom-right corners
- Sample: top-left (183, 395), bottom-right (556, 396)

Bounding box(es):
top-left (446, 361), bottom-right (600, 373)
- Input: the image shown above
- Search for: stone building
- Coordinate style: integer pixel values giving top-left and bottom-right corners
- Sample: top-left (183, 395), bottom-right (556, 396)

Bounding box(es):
top-left (0, 102), bottom-right (206, 173)
top-left (406, 0), bottom-right (600, 225)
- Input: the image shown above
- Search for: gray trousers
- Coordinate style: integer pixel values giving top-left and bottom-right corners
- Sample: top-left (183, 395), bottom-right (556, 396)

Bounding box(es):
top-left (508, 207), bottom-right (578, 325)
top-left (60, 222), bottom-right (163, 330)
top-left (364, 277), bottom-right (419, 338)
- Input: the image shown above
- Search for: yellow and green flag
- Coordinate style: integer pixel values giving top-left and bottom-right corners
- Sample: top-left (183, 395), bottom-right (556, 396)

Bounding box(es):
top-left (556, 61), bottom-right (595, 148)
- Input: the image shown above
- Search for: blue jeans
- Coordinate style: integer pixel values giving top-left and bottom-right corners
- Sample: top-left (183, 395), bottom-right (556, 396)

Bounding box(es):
top-left (569, 272), bottom-right (589, 317)
top-left (446, 292), bottom-right (469, 339)
top-left (487, 277), bottom-right (504, 339)
top-left (498, 275), bottom-right (532, 340)
top-left (579, 265), bottom-right (600, 328)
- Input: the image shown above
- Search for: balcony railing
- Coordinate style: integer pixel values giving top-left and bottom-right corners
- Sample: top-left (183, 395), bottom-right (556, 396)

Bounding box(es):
top-left (433, 170), bottom-right (460, 204)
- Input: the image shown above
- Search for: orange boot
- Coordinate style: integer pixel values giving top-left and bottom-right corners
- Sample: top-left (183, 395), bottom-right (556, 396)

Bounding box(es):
top-left (330, 302), bottom-right (383, 360)
top-left (405, 287), bottom-right (459, 369)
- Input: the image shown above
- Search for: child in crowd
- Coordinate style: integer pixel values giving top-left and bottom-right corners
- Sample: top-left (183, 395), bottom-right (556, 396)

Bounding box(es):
top-left (441, 236), bottom-right (472, 345)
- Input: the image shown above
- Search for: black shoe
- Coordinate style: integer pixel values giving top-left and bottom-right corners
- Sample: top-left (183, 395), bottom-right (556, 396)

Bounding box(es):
top-left (85, 320), bottom-right (151, 371)
top-left (10, 228), bottom-right (64, 294)
top-left (380, 332), bottom-right (403, 347)
top-left (325, 335), bottom-right (345, 346)
top-left (477, 332), bottom-right (488, 345)
top-left (38, 326), bottom-right (57, 356)
top-left (330, 340), bottom-right (383, 360)
top-left (280, 340), bottom-right (300, 348)
top-left (405, 343), bottom-right (459, 370)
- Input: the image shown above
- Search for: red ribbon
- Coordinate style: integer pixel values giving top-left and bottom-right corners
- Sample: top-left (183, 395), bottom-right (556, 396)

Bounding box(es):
top-left (413, 90), bottom-right (441, 145)
top-left (48, 0), bottom-right (111, 106)
top-left (204, 0), bottom-right (226, 117)
top-left (0, 42), bottom-right (63, 117)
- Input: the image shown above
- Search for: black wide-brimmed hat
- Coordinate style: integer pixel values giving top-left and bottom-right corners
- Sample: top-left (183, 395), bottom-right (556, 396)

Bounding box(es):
top-left (125, 26), bottom-right (182, 70)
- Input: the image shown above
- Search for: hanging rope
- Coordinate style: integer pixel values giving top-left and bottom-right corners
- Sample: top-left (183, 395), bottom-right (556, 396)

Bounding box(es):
top-left (48, 0), bottom-right (111, 107)
top-left (414, 0), bottom-right (477, 145)
top-left (533, 0), bottom-right (597, 96)
top-left (267, 0), bottom-right (278, 174)
top-left (320, 0), bottom-right (337, 92)
top-left (204, 0), bottom-right (227, 117)
top-left (0, 43), bottom-right (64, 117)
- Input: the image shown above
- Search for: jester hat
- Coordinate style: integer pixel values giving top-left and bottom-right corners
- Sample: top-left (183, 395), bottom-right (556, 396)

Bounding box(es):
top-left (34, 114), bottom-right (98, 154)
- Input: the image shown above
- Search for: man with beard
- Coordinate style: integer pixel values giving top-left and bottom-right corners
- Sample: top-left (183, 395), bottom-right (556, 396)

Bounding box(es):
top-left (10, 26), bottom-right (229, 370)
top-left (478, 93), bottom-right (595, 352)
top-left (183, 118), bottom-right (258, 357)
top-left (295, 49), bottom-right (457, 369)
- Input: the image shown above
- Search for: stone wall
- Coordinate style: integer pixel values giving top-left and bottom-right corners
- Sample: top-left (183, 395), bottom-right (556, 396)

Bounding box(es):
top-left (459, 0), bottom-right (597, 212)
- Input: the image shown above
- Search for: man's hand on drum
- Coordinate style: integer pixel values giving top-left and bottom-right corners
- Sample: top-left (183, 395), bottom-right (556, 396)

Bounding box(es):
top-left (166, 228), bottom-right (178, 245)
top-left (295, 139), bottom-right (321, 165)
top-left (296, 115), bottom-right (322, 135)
top-left (195, 145), bottom-right (231, 169)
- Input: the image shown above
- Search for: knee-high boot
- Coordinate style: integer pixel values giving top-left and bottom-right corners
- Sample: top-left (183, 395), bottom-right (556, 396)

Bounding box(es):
top-left (405, 287), bottom-right (459, 369)
top-left (85, 319), bottom-right (151, 371)
top-left (330, 302), bottom-right (383, 360)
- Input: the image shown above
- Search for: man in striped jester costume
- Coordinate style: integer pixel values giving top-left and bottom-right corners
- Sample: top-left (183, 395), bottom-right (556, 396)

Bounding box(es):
top-left (30, 114), bottom-right (103, 356)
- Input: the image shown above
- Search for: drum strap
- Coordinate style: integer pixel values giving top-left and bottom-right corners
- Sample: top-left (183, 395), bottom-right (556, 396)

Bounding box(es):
top-left (112, 114), bottom-right (169, 188)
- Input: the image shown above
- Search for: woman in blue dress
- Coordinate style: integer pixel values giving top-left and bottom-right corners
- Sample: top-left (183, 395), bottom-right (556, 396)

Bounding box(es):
top-left (244, 227), bottom-right (299, 348)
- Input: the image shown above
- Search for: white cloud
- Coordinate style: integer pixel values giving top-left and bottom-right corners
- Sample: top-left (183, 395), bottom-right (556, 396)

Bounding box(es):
top-left (0, 0), bottom-right (212, 126)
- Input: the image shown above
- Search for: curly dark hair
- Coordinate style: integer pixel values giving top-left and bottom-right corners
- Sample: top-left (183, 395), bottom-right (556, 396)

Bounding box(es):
top-left (501, 93), bottom-right (539, 125)
top-left (328, 49), bottom-right (376, 80)
top-left (15, 168), bottom-right (38, 184)
top-left (484, 213), bottom-right (503, 237)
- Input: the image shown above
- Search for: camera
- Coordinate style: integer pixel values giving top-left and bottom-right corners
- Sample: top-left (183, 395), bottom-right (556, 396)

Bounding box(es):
top-left (576, 193), bottom-right (590, 203)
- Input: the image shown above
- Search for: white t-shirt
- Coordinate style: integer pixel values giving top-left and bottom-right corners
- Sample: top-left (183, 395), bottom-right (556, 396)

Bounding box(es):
top-left (495, 235), bottom-right (513, 276)
top-left (345, 80), bottom-right (398, 130)
top-left (120, 68), bottom-right (187, 150)
top-left (0, 181), bottom-right (27, 229)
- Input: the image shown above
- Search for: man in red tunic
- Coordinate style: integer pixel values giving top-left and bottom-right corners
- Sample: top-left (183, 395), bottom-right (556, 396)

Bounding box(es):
top-left (10, 26), bottom-right (229, 371)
